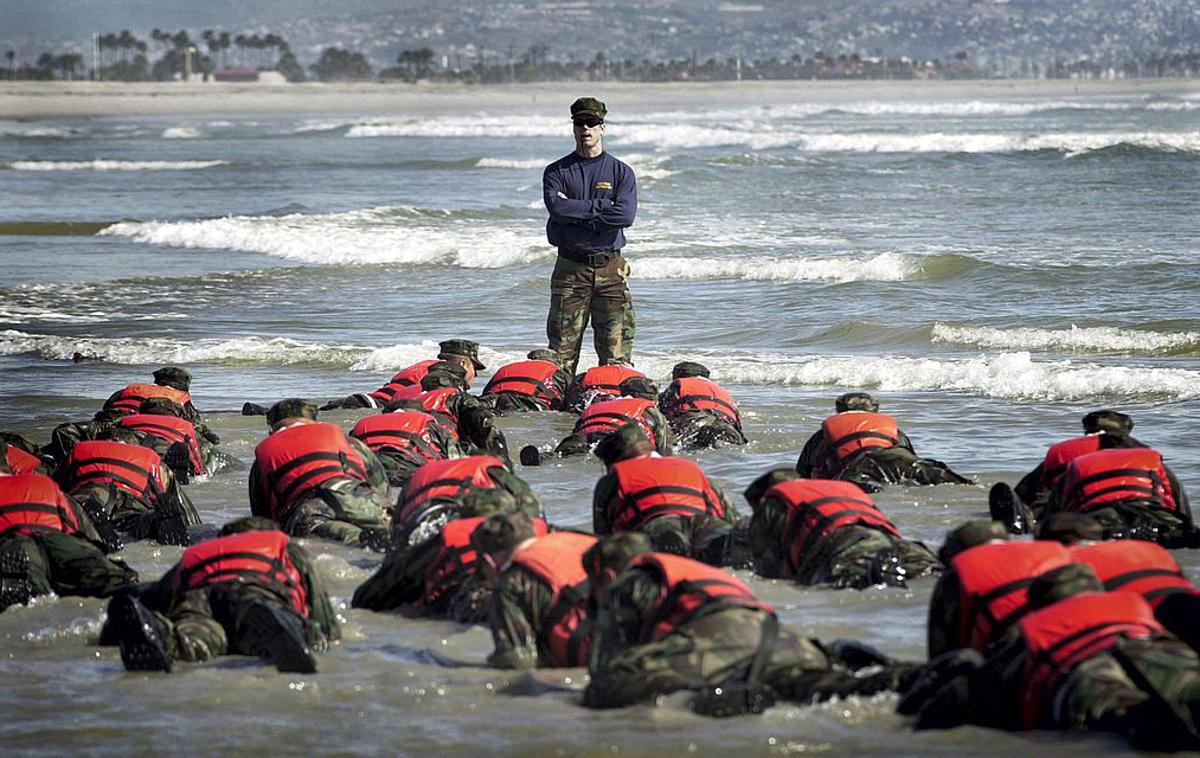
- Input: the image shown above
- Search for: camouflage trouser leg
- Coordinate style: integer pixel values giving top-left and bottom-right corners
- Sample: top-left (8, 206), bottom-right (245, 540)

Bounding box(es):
top-left (588, 607), bottom-right (767, 706)
top-left (547, 255), bottom-right (635, 375)
top-left (283, 482), bottom-right (390, 545)
top-left (161, 586), bottom-right (228, 663)
top-left (34, 531), bottom-right (137, 597)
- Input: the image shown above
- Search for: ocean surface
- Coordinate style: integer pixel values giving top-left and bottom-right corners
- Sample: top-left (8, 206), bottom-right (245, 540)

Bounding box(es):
top-left (1, 82), bottom-right (1198, 756)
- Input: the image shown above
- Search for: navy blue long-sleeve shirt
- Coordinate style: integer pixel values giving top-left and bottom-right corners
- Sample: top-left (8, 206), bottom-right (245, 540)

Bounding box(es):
top-left (543, 151), bottom-right (637, 255)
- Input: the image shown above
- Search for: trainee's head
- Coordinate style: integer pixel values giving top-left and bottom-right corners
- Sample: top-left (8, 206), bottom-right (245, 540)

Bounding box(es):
top-left (835, 392), bottom-right (878, 413)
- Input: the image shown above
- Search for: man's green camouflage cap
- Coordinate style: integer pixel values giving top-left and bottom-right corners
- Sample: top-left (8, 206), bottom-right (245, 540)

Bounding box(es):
top-left (1082, 409), bottom-right (1133, 435)
top-left (1027, 563), bottom-right (1103, 610)
top-left (420, 360), bottom-right (468, 390)
top-left (153, 366), bottom-right (192, 390)
top-left (439, 339), bottom-right (486, 370)
top-left (618, 376), bottom-right (658, 401)
top-left (266, 398), bottom-right (318, 427)
top-left (460, 488), bottom-right (518, 518)
top-left (937, 519), bottom-right (1008, 564)
top-left (584, 532), bottom-right (652, 577)
top-left (672, 361), bottom-right (711, 380)
top-left (835, 392), bottom-right (879, 413)
top-left (527, 349), bottom-right (560, 364)
top-left (138, 397), bottom-right (185, 417)
top-left (570, 97), bottom-right (606, 122)
top-left (1036, 513), bottom-right (1104, 545)
top-left (743, 467), bottom-right (801, 509)
top-left (470, 511), bottom-right (538, 556)
top-left (594, 422), bottom-right (651, 466)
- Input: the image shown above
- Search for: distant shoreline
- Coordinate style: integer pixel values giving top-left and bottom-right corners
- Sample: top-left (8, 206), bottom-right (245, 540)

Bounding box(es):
top-left (1, 78), bottom-right (1196, 119)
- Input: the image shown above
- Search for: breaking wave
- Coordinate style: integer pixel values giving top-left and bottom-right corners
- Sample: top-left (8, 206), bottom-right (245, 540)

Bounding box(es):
top-left (932, 323), bottom-right (1200, 355)
top-left (5, 329), bottom-right (1195, 402)
top-left (633, 253), bottom-right (917, 283)
top-left (3, 160), bottom-right (229, 171)
top-left (99, 207), bottom-right (549, 268)
top-left (613, 126), bottom-right (1200, 154)
top-left (162, 126), bottom-right (202, 139)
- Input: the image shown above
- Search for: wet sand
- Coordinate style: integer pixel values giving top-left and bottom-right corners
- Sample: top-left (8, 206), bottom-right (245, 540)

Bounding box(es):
top-left (1, 77), bottom-right (1195, 119)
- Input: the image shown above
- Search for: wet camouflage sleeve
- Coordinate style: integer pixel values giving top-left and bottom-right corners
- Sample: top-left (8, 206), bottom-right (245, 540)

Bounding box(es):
top-left (350, 535), bottom-right (440, 611)
top-left (487, 567), bottom-right (556, 669)
top-left (447, 392), bottom-right (509, 460)
top-left (348, 437), bottom-right (390, 494)
top-left (644, 407), bottom-right (674, 456)
top-left (247, 462), bottom-right (272, 520)
top-left (287, 542), bottom-right (341, 644)
top-left (926, 570), bottom-right (965, 658)
top-left (591, 472), bottom-right (619, 535)
top-left (794, 430), bottom-right (827, 476)
top-left (747, 499), bottom-right (790, 579)
top-left (584, 567), bottom-right (666, 707)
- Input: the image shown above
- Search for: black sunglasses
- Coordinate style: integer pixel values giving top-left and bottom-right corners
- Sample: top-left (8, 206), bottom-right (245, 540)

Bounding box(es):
top-left (573, 119), bottom-right (603, 128)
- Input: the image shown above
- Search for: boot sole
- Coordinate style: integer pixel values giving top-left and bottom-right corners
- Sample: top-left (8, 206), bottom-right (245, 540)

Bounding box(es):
top-left (109, 595), bottom-right (173, 672)
top-left (240, 604), bottom-right (317, 674)
top-left (0, 548), bottom-right (33, 611)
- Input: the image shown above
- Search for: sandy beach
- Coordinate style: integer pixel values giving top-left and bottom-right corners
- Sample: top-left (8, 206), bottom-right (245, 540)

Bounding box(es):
top-left (2, 77), bottom-right (1196, 118)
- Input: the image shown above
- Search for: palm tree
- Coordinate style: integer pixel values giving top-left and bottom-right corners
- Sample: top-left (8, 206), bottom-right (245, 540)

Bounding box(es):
top-left (218, 32), bottom-right (230, 68)
top-left (5, 49), bottom-right (14, 80)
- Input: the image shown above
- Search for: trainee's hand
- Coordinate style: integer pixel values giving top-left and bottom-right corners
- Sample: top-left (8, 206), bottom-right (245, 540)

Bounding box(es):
top-left (557, 191), bottom-right (568, 199)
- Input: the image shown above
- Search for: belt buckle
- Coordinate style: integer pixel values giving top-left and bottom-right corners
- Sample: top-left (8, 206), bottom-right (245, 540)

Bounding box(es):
top-left (586, 251), bottom-right (612, 267)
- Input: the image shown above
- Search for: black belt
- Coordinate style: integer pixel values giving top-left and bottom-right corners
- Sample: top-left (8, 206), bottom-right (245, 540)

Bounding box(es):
top-left (558, 248), bottom-right (618, 266)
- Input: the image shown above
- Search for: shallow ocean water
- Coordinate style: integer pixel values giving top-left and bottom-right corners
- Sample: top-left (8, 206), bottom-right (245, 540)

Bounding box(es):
top-left (1, 81), bottom-right (1198, 755)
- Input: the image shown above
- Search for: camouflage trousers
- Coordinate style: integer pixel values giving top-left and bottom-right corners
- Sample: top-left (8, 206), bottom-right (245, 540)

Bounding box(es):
top-left (0, 531), bottom-right (137, 600)
top-left (670, 412), bottom-right (748, 450)
top-left (1050, 637), bottom-right (1200, 750)
top-left (837, 448), bottom-right (971, 491)
top-left (794, 528), bottom-right (942, 590)
top-left (641, 514), bottom-right (734, 567)
top-left (281, 480), bottom-right (391, 545)
top-left (547, 254), bottom-right (635, 375)
top-left (153, 582), bottom-right (323, 663)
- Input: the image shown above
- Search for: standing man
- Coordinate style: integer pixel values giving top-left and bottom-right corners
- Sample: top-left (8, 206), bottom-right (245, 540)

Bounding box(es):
top-left (543, 97), bottom-right (638, 376)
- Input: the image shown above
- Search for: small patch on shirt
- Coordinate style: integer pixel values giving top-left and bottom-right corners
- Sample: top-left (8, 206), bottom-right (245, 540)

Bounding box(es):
top-left (594, 181), bottom-right (612, 190)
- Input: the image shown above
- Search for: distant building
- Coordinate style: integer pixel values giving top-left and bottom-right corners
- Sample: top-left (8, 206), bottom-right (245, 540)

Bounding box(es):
top-left (214, 66), bottom-right (258, 82)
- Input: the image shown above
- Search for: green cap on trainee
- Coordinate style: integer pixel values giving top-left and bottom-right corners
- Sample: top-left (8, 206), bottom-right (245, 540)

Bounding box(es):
top-left (527, 349), bottom-right (560, 364)
top-left (570, 97), bottom-right (606, 122)
top-left (835, 392), bottom-right (878, 413)
top-left (153, 366), bottom-right (192, 391)
top-left (266, 398), bottom-right (318, 428)
top-left (672, 361), bottom-right (710, 380)
top-left (439, 339), bottom-right (486, 371)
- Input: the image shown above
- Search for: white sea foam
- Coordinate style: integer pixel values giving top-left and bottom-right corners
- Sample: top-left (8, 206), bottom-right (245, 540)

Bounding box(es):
top-left (99, 207), bottom-right (550, 267)
top-left (633, 253), bottom-right (916, 282)
top-left (346, 116), bottom-right (565, 139)
top-left (5, 159), bottom-right (229, 171)
top-left (638, 98), bottom-right (1195, 121)
top-left (0, 330), bottom-right (368, 365)
top-left (475, 157), bottom-right (547, 169)
top-left (932, 323), bottom-right (1200, 354)
top-left (0, 305), bottom-right (187, 324)
top-left (614, 126), bottom-right (1200, 154)
top-left (0, 124), bottom-right (80, 138)
top-left (162, 126), bottom-right (202, 139)
top-left (631, 350), bottom-right (1200, 402)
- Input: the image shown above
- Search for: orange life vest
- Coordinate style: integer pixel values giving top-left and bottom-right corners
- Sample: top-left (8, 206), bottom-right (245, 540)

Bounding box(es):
top-left (766, 479), bottom-right (902, 575)
top-left (350, 411), bottom-right (448, 461)
top-left (178, 529), bottom-right (308, 615)
top-left (5, 446), bottom-right (42, 475)
top-left (414, 387), bottom-right (461, 425)
top-left (820, 411), bottom-right (901, 463)
top-left (423, 516), bottom-right (550, 612)
top-left (395, 455), bottom-right (506, 525)
top-left (57, 440), bottom-right (163, 502)
top-left (574, 398), bottom-right (658, 446)
top-left (1071, 540), bottom-right (1193, 608)
top-left (481, 360), bottom-right (564, 409)
top-left (0, 473), bottom-right (81, 536)
top-left (105, 383), bottom-right (193, 416)
top-left (1058, 448), bottom-right (1177, 514)
top-left (628, 552), bottom-right (773, 643)
top-left (254, 422), bottom-right (369, 519)
top-left (116, 413), bottom-right (204, 475)
top-left (608, 456), bottom-right (726, 533)
top-left (368, 360), bottom-right (440, 403)
top-left (1019, 592), bottom-right (1162, 729)
top-left (664, 377), bottom-right (741, 425)
top-left (509, 531), bottom-right (599, 666)
top-left (952, 541), bottom-right (1073, 652)
top-left (1037, 435), bottom-right (1103, 493)
top-left (574, 365), bottom-right (646, 406)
